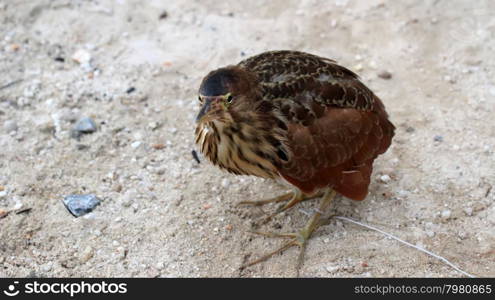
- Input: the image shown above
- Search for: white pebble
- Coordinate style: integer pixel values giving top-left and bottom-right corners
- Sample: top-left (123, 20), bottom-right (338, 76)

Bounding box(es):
top-left (0, 190), bottom-right (7, 199)
top-left (325, 265), bottom-right (339, 273)
top-left (79, 246), bottom-right (94, 263)
top-left (221, 178), bottom-right (230, 188)
top-left (441, 209), bottom-right (452, 219)
top-left (379, 174), bottom-right (391, 183)
top-left (71, 49), bottom-right (91, 65)
top-left (41, 262), bottom-right (52, 272)
top-left (463, 207), bottom-right (473, 216)
top-left (148, 122), bottom-right (159, 130)
top-left (156, 262), bottom-right (165, 270)
top-left (131, 141), bottom-right (142, 148)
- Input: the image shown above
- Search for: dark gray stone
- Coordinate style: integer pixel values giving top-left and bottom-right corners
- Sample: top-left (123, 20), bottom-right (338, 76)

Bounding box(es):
top-left (63, 194), bottom-right (101, 217)
top-left (72, 117), bottom-right (97, 138)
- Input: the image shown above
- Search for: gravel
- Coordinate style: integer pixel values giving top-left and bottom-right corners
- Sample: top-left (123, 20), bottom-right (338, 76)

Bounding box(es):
top-left (0, 0), bottom-right (493, 278)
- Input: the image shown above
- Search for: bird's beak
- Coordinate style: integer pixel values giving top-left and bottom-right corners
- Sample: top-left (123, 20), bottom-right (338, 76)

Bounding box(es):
top-left (196, 98), bottom-right (212, 123)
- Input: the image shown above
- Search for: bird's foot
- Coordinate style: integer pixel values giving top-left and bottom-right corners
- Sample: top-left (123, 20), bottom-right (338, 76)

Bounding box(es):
top-left (240, 189), bottom-right (336, 276)
top-left (238, 191), bottom-right (301, 223)
top-left (241, 229), bottom-right (312, 277)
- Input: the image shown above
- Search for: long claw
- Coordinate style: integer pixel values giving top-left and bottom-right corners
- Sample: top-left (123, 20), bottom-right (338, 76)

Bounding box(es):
top-left (247, 230), bottom-right (297, 239)
top-left (241, 241), bottom-right (297, 269)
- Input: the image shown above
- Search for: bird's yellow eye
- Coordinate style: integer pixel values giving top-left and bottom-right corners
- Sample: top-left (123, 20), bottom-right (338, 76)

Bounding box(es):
top-left (226, 93), bottom-right (233, 103)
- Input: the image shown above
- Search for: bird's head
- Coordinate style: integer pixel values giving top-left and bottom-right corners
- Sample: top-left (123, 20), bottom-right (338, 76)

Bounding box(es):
top-left (196, 66), bottom-right (258, 126)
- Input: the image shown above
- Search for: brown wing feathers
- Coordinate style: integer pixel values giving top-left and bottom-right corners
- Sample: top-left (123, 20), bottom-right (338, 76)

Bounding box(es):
top-left (279, 107), bottom-right (393, 200)
top-left (239, 51), bottom-right (394, 200)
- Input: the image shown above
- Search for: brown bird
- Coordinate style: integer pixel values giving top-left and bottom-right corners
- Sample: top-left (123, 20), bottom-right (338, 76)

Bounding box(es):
top-left (195, 50), bottom-right (395, 273)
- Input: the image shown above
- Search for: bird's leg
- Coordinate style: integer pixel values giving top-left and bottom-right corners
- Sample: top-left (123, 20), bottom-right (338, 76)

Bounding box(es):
top-left (238, 191), bottom-right (294, 207)
top-left (238, 189), bottom-right (323, 208)
top-left (272, 189), bottom-right (324, 215)
top-left (241, 189), bottom-right (336, 276)
top-left (239, 189), bottom-right (324, 223)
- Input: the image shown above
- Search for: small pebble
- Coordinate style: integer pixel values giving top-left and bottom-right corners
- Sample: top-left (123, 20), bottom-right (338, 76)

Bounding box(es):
top-left (434, 135), bottom-right (444, 142)
top-left (378, 70), bottom-right (392, 79)
top-left (126, 87), bottom-right (136, 94)
top-left (405, 126), bottom-right (415, 133)
top-left (148, 122), bottom-right (160, 130)
top-left (463, 207), bottom-right (473, 216)
top-left (62, 194), bottom-right (101, 217)
top-left (440, 209), bottom-right (451, 219)
top-left (156, 262), bottom-right (165, 269)
top-left (113, 184), bottom-right (123, 192)
top-left (71, 49), bottom-right (91, 65)
top-left (354, 63), bottom-right (363, 71)
top-left (152, 143), bottom-right (165, 150)
top-left (379, 174), bottom-right (391, 183)
top-left (3, 120), bottom-right (18, 133)
top-left (159, 11), bottom-right (168, 20)
top-left (72, 117), bottom-right (97, 138)
top-left (131, 141), bottom-right (142, 148)
top-left (325, 265), bottom-right (339, 273)
top-left (426, 230), bottom-right (435, 237)
top-left (79, 246), bottom-right (94, 263)
top-left (0, 190), bottom-right (7, 198)
top-left (0, 209), bottom-right (8, 219)
top-left (41, 262), bottom-right (52, 272)
top-left (221, 178), bottom-right (230, 188)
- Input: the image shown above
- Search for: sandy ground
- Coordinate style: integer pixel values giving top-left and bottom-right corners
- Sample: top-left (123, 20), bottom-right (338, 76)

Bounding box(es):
top-left (0, 0), bottom-right (494, 278)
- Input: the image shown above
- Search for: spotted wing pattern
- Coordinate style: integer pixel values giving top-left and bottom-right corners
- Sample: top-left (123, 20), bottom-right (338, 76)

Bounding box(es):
top-left (239, 51), bottom-right (395, 200)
